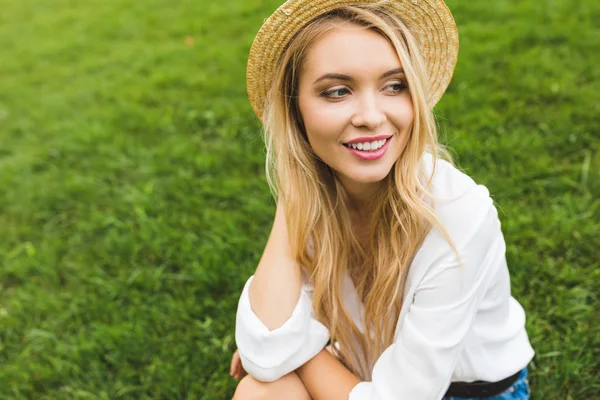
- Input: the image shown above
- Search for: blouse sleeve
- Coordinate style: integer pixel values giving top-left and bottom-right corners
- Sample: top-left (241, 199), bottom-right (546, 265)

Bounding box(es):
top-left (235, 272), bottom-right (331, 382)
top-left (350, 185), bottom-right (507, 399)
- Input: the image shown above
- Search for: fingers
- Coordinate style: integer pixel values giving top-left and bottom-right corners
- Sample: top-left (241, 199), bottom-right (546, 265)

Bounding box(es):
top-left (232, 361), bottom-right (247, 380)
top-left (232, 364), bottom-right (245, 380)
top-left (229, 350), bottom-right (238, 376)
top-left (236, 365), bottom-right (248, 380)
top-left (230, 350), bottom-right (248, 380)
top-left (232, 368), bottom-right (247, 380)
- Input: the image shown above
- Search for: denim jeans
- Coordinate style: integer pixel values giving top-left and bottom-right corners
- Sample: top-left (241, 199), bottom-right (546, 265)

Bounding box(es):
top-left (443, 368), bottom-right (530, 400)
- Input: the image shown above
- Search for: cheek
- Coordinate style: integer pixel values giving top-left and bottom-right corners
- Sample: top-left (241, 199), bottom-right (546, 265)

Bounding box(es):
top-left (390, 97), bottom-right (415, 130)
top-left (401, 95), bottom-right (415, 120)
top-left (300, 101), bottom-right (347, 144)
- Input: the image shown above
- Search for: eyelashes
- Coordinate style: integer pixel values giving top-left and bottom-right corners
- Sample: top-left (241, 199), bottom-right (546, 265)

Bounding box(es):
top-left (319, 80), bottom-right (408, 99)
top-left (386, 81), bottom-right (408, 92)
top-left (321, 87), bottom-right (351, 98)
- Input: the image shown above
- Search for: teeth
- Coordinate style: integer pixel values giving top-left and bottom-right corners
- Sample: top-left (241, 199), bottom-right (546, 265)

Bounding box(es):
top-left (348, 138), bottom-right (388, 151)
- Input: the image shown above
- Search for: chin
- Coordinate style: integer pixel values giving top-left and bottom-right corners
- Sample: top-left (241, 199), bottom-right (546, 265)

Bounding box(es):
top-left (349, 169), bottom-right (392, 184)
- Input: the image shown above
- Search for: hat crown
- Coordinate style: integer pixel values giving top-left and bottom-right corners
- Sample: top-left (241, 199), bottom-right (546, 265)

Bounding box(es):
top-left (247, 0), bottom-right (459, 119)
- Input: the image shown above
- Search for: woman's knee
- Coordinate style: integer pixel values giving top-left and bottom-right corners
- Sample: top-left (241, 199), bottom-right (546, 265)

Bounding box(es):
top-left (232, 372), bottom-right (311, 400)
top-left (232, 374), bottom-right (267, 400)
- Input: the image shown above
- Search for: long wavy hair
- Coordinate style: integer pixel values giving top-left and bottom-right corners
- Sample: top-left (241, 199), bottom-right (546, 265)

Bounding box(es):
top-left (260, 2), bottom-right (459, 380)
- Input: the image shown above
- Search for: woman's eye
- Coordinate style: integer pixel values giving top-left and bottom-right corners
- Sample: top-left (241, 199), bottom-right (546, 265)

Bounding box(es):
top-left (385, 81), bottom-right (408, 93)
top-left (322, 87), bottom-right (351, 98)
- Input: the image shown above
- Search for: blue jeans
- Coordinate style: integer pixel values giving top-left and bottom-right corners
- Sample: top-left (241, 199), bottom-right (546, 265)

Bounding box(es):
top-left (443, 368), bottom-right (530, 400)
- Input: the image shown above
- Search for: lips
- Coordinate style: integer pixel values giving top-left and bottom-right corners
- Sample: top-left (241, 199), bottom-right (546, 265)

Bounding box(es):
top-left (344, 135), bottom-right (392, 161)
top-left (343, 134), bottom-right (393, 145)
top-left (343, 136), bottom-right (390, 150)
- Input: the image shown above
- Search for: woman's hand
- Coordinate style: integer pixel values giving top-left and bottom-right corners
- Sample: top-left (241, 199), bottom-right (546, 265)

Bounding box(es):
top-left (229, 349), bottom-right (248, 380)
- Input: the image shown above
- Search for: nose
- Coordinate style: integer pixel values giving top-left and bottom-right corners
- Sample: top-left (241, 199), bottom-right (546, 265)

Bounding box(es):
top-left (350, 93), bottom-right (386, 130)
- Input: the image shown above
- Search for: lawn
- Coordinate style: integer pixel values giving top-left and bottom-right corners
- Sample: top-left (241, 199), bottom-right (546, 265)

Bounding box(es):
top-left (0, 0), bottom-right (598, 399)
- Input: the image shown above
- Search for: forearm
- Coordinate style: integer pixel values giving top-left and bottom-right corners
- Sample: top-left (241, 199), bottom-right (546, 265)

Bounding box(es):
top-left (249, 200), bottom-right (303, 330)
top-left (297, 349), bottom-right (361, 400)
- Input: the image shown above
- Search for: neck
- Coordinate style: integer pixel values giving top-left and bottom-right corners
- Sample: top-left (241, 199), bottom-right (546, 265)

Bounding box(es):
top-left (336, 176), bottom-right (382, 221)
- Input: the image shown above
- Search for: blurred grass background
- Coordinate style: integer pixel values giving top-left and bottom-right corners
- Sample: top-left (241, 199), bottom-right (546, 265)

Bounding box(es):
top-left (0, 0), bottom-right (598, 399)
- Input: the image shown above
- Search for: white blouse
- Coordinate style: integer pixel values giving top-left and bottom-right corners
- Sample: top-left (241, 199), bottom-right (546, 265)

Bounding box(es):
top-left (235, 153), bottom-right (535, 399)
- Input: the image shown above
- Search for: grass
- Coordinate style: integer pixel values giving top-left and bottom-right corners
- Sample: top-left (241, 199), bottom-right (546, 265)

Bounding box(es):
top-left (0, 0), bottom-right (598, 398)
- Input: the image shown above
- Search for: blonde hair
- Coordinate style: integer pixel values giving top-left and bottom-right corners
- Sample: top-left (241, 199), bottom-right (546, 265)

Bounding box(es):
top-left (261, 2), bottom-right (458, 380)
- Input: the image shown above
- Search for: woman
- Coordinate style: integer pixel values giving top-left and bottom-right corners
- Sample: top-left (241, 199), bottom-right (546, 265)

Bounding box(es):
top-left (230, 1), bottom-right (534, 399)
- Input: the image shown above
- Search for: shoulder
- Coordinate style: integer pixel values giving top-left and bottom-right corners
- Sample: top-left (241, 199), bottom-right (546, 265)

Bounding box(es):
top-left (405, 153), bottom-right (507, 290)
top-left (419, 152), bottom-right (501, 248)
top-left (420, 151), bottom-right (479, 201)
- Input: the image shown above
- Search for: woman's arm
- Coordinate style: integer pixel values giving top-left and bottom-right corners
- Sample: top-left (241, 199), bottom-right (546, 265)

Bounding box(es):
top-left (235, 199), bottom-right (330, 382)
top-left (297, 349), bottom-right (361, 400)
top-left (248, 199), bottom-right (303, 330)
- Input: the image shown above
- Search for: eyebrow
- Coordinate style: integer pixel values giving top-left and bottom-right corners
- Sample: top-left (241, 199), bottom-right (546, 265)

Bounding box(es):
top-left (312, 67), bottom-right (405, 84)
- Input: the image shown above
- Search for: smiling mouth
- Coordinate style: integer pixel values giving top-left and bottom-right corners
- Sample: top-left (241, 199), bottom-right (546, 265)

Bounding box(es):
top-left (342, 135), bottom-right (392, 151)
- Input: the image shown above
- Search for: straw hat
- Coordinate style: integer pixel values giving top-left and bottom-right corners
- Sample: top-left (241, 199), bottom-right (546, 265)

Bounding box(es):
top-left (246, 0), bottom-right (459, 119)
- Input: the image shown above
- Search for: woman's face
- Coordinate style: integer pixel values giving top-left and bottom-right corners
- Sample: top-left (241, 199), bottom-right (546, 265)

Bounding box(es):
top-left (297, 24), bottom-right (414, 205)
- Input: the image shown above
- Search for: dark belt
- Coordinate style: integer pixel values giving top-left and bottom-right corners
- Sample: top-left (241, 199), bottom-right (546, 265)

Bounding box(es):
top-left (444, 369), bottom-right (522, 398)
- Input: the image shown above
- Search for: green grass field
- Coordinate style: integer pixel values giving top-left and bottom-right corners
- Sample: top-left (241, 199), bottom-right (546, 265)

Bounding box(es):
top-left (0, 0), bottom-right (598, 398)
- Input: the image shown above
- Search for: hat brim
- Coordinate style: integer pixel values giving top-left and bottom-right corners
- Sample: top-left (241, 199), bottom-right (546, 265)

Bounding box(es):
top-left (246, 0), bottom-right (459, 119)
